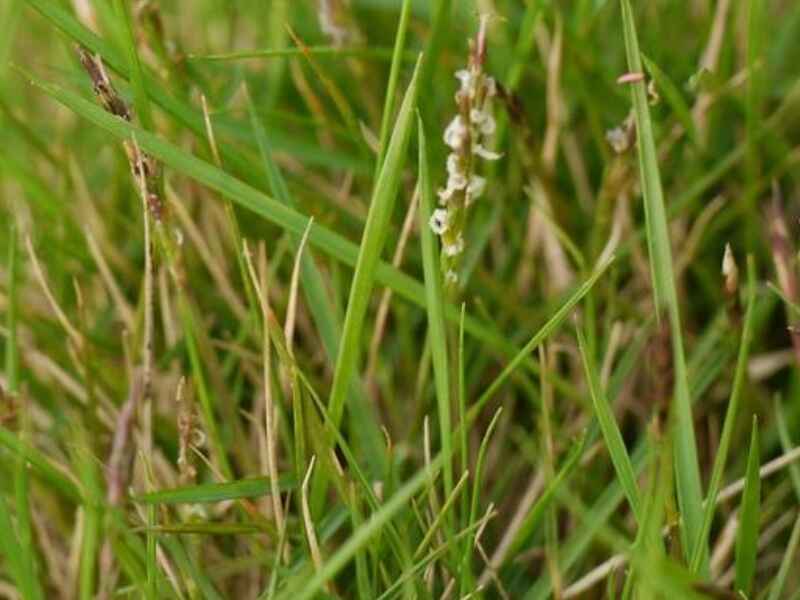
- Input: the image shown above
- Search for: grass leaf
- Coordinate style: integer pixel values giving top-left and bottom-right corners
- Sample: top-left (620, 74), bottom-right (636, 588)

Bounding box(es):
top-left (577, 326), bottom-right (641, 522)
top-left (620, 0), bottom-right (704, 563)
top-left (418, 115), bottom-right (454, 503)
top-left (134, 477), bottom-right (295, 505)
top-left (734, 416), bottom-right (761, 595)
top-left (766, 511), bottom-right (800, 600)
top-left (690, 256), bottom-right (758, 572)
top-left (326, 56), bottom-right (421, 428)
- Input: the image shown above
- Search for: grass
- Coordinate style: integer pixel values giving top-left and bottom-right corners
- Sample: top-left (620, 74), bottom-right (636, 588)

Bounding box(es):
top-left (2, 0), bottom-right (800, 598)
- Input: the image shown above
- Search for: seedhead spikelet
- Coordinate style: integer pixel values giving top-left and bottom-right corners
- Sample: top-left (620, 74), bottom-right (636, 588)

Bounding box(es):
top-left (430, 15), bottom-right (501, 297)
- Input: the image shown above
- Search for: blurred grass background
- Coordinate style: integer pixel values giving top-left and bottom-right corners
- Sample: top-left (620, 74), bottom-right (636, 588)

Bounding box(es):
top-left (1, 0), bottom-right (800, 598)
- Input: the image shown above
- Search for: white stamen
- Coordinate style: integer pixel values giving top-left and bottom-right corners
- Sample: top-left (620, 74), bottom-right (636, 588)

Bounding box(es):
top-left (443, 235), bottom-right (465, 257)
top-left (444, 116), bottom-right (468, 149)
top-left (455, 69), bottom-right (473, 90)
top-left (446, 153), bottom-right (462, 176)
top-left (605, 126), bottom-right (629, 154)
top-left (438, 186), bottom-right (455, 203)
top-left (448, 171), bottom-right (468, 190)
top-left (467, 175), bottom-right (487, 200)
top-left (474, 144), bottom-right (502, 160)
top-left (429, 208), bottom-right (450, 235)
top-left (477, 113), bottom-right (496, 136)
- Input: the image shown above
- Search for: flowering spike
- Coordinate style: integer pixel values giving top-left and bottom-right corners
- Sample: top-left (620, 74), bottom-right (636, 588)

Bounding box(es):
top-left (431, 16), bottom-right (502, 296)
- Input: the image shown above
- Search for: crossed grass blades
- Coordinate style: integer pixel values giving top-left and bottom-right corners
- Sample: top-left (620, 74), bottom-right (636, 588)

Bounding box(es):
top-left (2, 1), bottom-right (800, 599)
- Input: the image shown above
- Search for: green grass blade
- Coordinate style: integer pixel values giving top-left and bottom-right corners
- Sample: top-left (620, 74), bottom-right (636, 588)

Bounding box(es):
top-left (0, 428), bottom-right (81, 502)
top-left (418, 115), bottom-right (453, 504)
top-left (507, 431), bottom-right (587, 561)
top-left (134, 476), bottom-right (295, 505)
top-left (160, 536), bottom-right (225, 600)
top-left (112, 0), bottom-right (152, 130)
top-left (775, 396), bottom-right (800, 499)
top-left (326, 55), bottom-right (421, 429)
top-left (5, 226), bottom-right (42, 600)
top-left (470, 257), bottom-right (613, 421)
top-left (620, 0), bottom-right (704, 563)
top-left (767, 511), bottom-right (800, 600)
top-left (690, 256), bottom-right (758, 572)
top-left (577, 326), bottom-right (641, 522)
top-left (462, 406), bottom-right (502, 591)
top-left (734, 417), bottom-right (761, 596)
top-left (0, 494), bottom-right (30, 599)
top-left (419, 0), bottom-right (451, 91)
top-left (375, 0), bottom-right (412, 173)
top-left (190, 46), bottom-right (406, 62)
top-left (73, 434), bottom-right (102, 600)
top-left (5, 224), bottom-right (19, 394)
top-left (245, 84), bottom-right (386, 476)
top-left (641, 54), bottom-right (699, 147)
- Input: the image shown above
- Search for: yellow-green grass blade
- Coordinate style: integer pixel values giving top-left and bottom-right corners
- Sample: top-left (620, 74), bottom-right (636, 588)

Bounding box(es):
top-left (0, 230), bottom-right (43, 600)
top-left (506, 431), bottom-right (587, 562)
top-left (577, 326), bottom-right (642, 523)
top-left (766, 511), bottom-right (800, 600)
top-left (326, 56), bottom-right (421, 429)
top-left (375, 0), bottom-right (413, 173)
top-left (418, 116), bottom-right (454, 505)
top-left (469, 257), bottom-right (613, 422)
top-left (734, 417), bottom-right (761, 596)
top-left (189, 45), bottom-right (409, 62)
top-left (690, 257), bottom-right (758, 572)
top-left (134, 476), bottom-right (295, 505)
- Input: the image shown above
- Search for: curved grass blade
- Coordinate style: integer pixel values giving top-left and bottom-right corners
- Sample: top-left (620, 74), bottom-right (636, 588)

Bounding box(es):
top-left (23, 0), bottom-right (367, 174)
top-left (469, 256), bottom-right (613, 422)
top-left (506, 431), bottom-right (587, 561)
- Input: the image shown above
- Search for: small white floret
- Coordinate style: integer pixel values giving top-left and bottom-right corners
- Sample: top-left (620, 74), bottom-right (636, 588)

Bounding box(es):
top-left (467, 175), bottom-right (487, 200)
top-left (429, 208), bottom-right (450, 235)
top-left (443, 235), bottom-right (465, 257)
top-left (474, 144), bottom-right (502, 161)
top-left (444, 116), bottom-right (467, 149)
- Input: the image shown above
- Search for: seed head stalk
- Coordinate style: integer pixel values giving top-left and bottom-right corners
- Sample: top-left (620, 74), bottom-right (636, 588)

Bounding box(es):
top-left (430, 16), bottom-right (501, 300)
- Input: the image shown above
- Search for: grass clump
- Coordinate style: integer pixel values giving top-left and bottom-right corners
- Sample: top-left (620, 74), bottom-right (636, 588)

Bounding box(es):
top-left (2, 1), bottom-right (800, 598)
